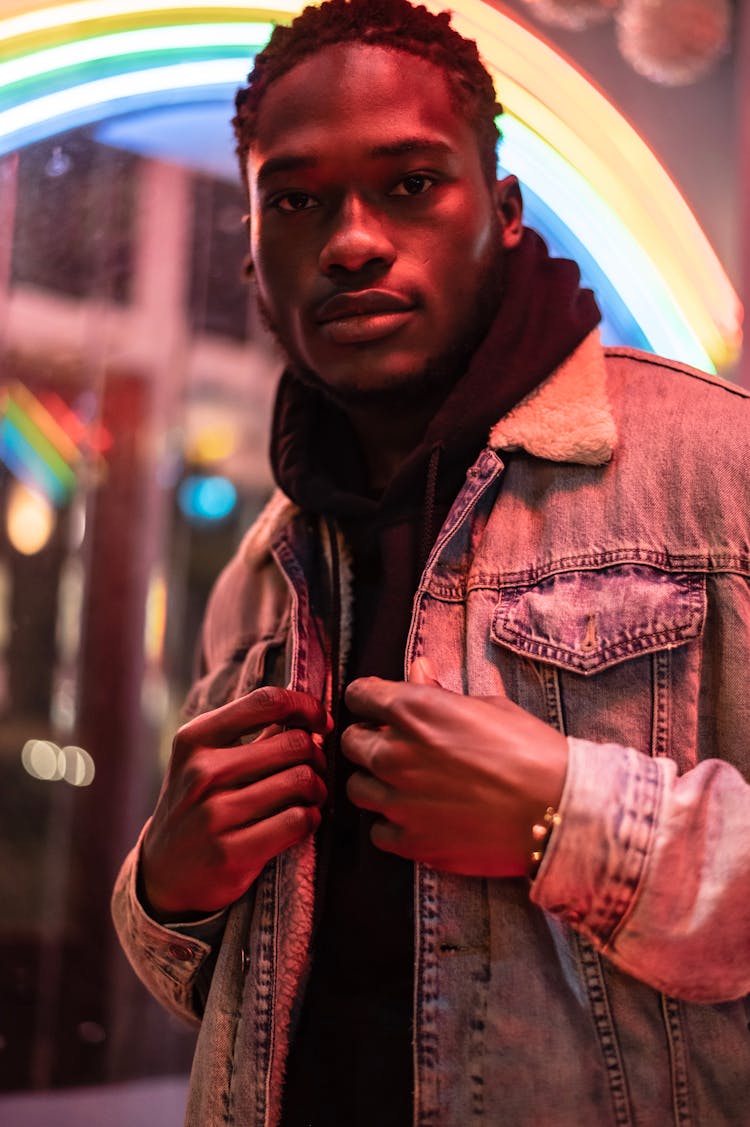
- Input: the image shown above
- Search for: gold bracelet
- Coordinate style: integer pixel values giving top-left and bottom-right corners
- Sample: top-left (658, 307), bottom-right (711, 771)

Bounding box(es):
top-left (529, 806), bottom-right (562, 879)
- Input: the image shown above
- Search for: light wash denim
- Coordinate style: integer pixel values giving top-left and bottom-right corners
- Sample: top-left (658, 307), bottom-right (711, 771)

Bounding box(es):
top-left (113, 334), bottom-right (750, 1126)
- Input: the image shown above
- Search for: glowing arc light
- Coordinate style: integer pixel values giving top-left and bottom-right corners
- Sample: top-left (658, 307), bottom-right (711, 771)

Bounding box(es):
top-left (0, 23), bottom-right (274, 88)
top-left (0, 0), bottom-right (741, 374)
top-left (0, 0), bottom-right (298, 41)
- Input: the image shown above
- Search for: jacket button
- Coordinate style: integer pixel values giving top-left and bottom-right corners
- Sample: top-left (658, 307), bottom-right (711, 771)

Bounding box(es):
top-left (168, 942), bottom-right (196, 962)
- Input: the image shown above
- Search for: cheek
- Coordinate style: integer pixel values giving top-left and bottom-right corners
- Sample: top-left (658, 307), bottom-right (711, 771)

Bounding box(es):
top-left (458, 210), bottom-right (497, 267)
top-left (253, 243), bottom-right (299, 323)
top-left (426, 203), bottom-right (497, 282)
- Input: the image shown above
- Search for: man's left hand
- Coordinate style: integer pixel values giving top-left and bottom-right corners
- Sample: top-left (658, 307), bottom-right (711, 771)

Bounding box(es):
top-left (342, 663), bottom-right (568, 877)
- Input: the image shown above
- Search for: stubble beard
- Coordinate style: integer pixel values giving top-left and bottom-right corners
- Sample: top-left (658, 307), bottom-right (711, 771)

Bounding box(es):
top-left (255, 236), bottom-right (507, 413)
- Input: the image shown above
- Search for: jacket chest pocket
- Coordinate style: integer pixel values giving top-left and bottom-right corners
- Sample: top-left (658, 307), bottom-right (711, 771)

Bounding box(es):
top-left (490, 564), bottom-right (706, 766)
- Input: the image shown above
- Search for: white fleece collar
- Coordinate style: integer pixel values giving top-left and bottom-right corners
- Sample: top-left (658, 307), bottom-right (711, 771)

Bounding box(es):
top-left (489, 329), bottom-right (617, 466)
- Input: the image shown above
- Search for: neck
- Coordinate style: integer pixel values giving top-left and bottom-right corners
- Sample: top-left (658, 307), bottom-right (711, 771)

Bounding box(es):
top-left (344, 396), bottom-right (441, 492)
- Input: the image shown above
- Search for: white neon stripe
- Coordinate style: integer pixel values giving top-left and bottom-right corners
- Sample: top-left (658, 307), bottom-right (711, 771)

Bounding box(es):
top-left (498, 75), bottom-right (737, 360)
top-left (0, 58), bottom-right (248, 138)
top-left (501, 116), bottom-right (712, 371)
top-left (0, 0), bottom-right (297, 42)
top-left (0, 24), bottom-right (271, 88)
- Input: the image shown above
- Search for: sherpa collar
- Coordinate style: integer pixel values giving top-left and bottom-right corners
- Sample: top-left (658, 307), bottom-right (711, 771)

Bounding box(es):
top-left (489, 329), bottom-right (616, 466)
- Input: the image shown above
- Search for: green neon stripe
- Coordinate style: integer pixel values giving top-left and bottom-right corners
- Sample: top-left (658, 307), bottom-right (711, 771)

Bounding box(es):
top-left (4, 399), bottom-right (78, 488)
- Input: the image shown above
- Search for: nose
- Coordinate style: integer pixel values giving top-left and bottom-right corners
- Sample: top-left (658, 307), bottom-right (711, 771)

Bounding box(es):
top-left (318, 195), bottom-right (396, 276)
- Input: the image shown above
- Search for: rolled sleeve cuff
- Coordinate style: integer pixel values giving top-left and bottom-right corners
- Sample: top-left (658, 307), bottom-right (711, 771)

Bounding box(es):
top-left (112, 820), bottom-right (220, 1022)
top-left (530, 736), bottom-right (664, 947)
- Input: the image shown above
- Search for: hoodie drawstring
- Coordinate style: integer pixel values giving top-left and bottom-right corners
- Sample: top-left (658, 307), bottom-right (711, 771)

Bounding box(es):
top-left (419, 442), bottom-right (442, 576)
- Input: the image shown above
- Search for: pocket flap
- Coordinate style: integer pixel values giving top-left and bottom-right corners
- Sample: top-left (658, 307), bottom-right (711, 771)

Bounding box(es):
top-left (491, 565), bottom-right (705, 675)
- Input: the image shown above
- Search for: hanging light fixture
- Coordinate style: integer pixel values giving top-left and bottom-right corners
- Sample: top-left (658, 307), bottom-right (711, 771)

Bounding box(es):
top-left (519, 0), bottom-right (619, 31)
top-left (616, 0), bottom-right (732, 86)
top-left (517, 0), bottom-right (733, 85)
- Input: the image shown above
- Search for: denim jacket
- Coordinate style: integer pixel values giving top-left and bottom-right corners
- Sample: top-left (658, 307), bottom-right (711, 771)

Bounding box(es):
top-left (112, 332), bottom-right (750, 1126)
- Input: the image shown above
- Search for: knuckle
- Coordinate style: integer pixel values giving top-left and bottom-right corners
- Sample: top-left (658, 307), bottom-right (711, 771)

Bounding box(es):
top-left (180, 754), bottom-right (212, 798)
top-left (282, 804), bottom-right (319, 838)
top-left (284, 728), bottom-right (313, 757)
top-left (368, 743), bottom-right (385, 775)
top-left (172, 720), bottom-right (197, 755)
top-left (376, 786), bottom-right (395, 815)
top-left (195, 794), bottom-right (222, 837)
top-left (290, 763), bottom-right (318, 791)
top-left (251, 685), bottom-right (282, 711)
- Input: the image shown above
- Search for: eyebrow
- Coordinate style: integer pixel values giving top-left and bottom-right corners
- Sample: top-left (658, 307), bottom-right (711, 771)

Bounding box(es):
top-left (256, 137), bottom-right (456, 186)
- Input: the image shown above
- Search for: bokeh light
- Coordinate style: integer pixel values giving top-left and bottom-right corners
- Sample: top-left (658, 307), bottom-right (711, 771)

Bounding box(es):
top-left (177, 474), bottom-right (237, 523)
top-left (21, 739), bottom-right (96, 786)
top-left (6, 481), bottom-right (57, 555)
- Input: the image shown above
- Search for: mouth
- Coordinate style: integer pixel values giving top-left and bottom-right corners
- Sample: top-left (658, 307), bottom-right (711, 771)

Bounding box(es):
top-left (314, 289), bottom-right (417, 345)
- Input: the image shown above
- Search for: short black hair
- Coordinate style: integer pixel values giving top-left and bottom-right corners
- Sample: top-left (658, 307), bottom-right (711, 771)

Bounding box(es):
top-left (232, 0), bottom-right (502, 190)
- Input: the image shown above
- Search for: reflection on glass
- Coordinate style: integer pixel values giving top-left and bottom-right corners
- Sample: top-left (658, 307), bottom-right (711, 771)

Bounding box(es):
top-left (0, 109), bottom-right (279, 1096)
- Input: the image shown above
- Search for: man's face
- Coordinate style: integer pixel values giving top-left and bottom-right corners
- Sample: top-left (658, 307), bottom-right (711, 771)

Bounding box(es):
top-left (247, 42), bottom-right (520, 404)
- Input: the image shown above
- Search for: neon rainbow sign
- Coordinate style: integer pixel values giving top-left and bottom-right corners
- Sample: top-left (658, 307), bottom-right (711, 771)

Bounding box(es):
top-left (0, 0), bottom-right (742, 374)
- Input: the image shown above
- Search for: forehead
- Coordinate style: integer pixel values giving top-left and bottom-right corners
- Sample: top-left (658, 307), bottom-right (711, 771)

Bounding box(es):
top-left (249, 42), bottom-right (476, 171)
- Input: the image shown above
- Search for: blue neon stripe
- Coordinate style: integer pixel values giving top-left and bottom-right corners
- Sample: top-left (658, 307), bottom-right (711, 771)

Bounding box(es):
top-left (0, 417), bottom-right (71, 505)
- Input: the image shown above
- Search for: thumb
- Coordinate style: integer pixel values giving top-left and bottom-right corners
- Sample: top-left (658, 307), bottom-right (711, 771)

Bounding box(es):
top-left (409, 655), bottom-right (442, 686)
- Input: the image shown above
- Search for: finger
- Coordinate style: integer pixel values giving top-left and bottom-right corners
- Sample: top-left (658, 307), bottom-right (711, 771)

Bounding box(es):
top-left (240, 721), bottom-right (283, 743)
top-left (409, 656), bottom-right (441, 686)
top-left (369, 817), bottom-right (410, 858)
top-left (179, 687), bottom-right (333, 749)
top-left (340, 720), bottom-right (385, 773)
top-left (230, 804), bottom-right (323, 882)
top-left (186, 729), bottom-right (327, 796)
top-left (346, 769), bottom-right (391, 814)
top-left (216, 764), bottom-right (327, 829)
top-left (344, 677), bottom-right (405, 725)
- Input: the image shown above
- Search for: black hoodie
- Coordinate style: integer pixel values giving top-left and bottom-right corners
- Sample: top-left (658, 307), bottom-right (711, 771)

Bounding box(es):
top-left (276, 229), bottom-right (600, 1126)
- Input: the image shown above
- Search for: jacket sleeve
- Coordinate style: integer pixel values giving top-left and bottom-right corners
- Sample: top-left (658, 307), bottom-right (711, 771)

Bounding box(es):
top-left (530, 737), bottom-right (750, 1003)
top-left (111, 820), bottom-right (225, 1026)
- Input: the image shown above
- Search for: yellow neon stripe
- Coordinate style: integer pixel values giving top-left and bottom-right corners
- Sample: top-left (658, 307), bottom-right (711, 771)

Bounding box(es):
top-left (4, 399), bottom-right (78, 486)
top-left (10, 381), bottom-right (82, 464)
top-left (0, 1), bottom-right (295, 45)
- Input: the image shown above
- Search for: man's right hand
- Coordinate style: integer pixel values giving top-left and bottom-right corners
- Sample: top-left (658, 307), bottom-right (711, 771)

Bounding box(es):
top-left (140, 687), bottom-right (331, 921)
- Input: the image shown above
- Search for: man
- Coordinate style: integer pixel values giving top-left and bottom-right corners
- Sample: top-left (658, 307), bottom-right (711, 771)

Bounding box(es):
top-left (112, 0), bottom-right (750, 1123)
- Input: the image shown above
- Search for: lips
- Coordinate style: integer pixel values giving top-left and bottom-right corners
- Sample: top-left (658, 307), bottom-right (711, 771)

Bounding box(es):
top-left (315, 289), bottom-right (415, 324)
top-left (314, 289), bottom-right (417, 345)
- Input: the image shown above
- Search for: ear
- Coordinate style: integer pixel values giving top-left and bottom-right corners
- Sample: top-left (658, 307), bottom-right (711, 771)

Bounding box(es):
top-left (494, 175), bottom-right (523, 249)
top-left (240, 213), bottom-right (254, 279)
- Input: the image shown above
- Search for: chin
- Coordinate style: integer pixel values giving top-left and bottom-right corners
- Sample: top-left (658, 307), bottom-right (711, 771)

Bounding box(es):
top-left (257, 290), bottom-right (496, 410)
top-left (297, 352), bottom-right (460, 410)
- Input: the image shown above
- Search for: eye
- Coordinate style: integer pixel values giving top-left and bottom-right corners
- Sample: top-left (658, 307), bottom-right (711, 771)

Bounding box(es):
top-left (274, 191), bottom-right (318, 213)
top-left (390, 173), bottom-right (436, 197)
